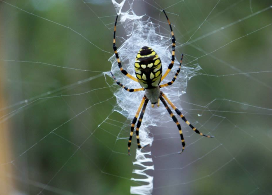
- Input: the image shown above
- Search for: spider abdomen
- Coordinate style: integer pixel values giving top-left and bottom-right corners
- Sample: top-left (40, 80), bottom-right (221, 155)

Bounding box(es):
top-left (135, 46), bottom-right (162, 89)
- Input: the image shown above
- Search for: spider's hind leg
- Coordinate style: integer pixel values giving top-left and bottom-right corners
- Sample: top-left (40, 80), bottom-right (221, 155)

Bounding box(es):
top-left (113, 15), bottom-right (138, 82)
top-left (160, 54), bottom-right (183, 88)
top-left (161, 10), bottom-right (176, 82)
top-left (110, 72), bottom-right (144, 92)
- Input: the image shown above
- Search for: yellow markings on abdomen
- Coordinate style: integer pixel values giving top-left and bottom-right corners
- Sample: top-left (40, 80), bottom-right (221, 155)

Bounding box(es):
top-left (154, 59), bottom-right (160, 65)
top-left (142, 73), bottom-right (147, 80)
top-left (135, 63), bottom-right (140, 68)
top-left (155, 71), bottom-right (161, 78)
top-left (135, 69), bottom-right (141, 74)
top-left (135, 46), bottom-right (163, 88)
top-left (154, 66), bottom-right (161, 73)
top-left (147, 63), bottom-right (153, 68)
top-left (141, 64), bottom-right (146, 69)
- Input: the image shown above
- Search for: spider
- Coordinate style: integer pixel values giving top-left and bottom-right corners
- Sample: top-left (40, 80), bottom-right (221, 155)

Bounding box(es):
top-left (111, 10), bottom-right (214, 155)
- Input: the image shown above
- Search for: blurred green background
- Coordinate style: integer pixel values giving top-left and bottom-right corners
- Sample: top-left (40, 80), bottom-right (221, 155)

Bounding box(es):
top-left (0, 0), bottom-right (272, 194)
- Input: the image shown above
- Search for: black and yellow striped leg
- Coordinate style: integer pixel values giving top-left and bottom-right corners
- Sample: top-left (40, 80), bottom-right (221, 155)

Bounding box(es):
top-left (113, 15), bottom-right (138, 82)
top-left (161, 92), bottom-right (214, 138)
top-left (110, 72), bottom-right (144, 92)
top-left (159, 95), bottom-right (185, 153)
top-left (135, 98), bottom-right (149, 149)
top-left (161, 10), bottom-right (176, 81)
top-left (159, 54), bottom-right (183, 88)
top-left (128, 96), bottom-right (147, 155)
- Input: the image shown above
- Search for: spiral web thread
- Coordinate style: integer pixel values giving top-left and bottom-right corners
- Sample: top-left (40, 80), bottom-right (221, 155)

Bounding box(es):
top-left (108, 0), bottom-right (200, 194)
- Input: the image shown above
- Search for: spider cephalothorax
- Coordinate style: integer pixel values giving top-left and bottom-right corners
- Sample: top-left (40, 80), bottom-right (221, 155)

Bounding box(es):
top-left (110, 10), bottom-right (214, 155)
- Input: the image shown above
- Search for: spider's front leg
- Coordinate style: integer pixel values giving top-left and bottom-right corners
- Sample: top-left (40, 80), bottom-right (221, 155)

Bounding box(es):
top-left (159, 95), bottom-right (185, 153)
top-left (135, 98), bottom-right (149, 150)
top-left (128, 96), bottom-right (149, 155)
top-left (161, 92), bottom-right (214, 138)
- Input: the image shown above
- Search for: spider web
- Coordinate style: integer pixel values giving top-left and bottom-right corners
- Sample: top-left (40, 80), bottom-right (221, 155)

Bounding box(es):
top-left (0, 0), bottom-right (272, 195)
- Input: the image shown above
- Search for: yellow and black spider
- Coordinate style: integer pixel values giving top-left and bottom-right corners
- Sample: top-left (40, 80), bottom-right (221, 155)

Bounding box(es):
top-left (111, 10), bottom-right (214, 155)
